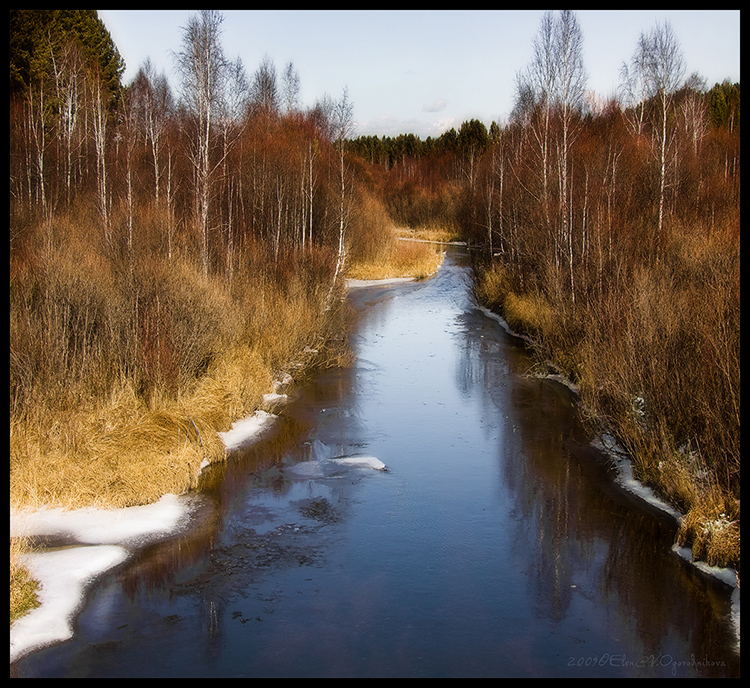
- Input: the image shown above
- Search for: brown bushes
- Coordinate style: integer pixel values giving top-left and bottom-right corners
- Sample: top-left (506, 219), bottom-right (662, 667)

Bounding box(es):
top-left (473, 219), bottom-right (740, 570)
top-left (9, 204), bottom-right (348, 512)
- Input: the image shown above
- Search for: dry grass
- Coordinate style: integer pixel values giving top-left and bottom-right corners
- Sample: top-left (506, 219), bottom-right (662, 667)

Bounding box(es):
top-left (10, 538), bottom-right (40, 627)
top-left (9, 210), bottom-right (348, 513)
top-left (394, 224), bottom-right (462, 244)
top-left (346, 233), bottom-right (444, 281)
top-left (473, 225), bottom-right (740, 571)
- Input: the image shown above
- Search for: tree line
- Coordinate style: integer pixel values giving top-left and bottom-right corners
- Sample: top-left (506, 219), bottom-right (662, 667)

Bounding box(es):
top-left (9, 10), bottom-right (366, 282)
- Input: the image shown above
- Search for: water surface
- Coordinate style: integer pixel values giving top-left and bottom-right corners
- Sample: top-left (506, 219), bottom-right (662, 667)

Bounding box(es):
top-left (12, 249), bottom-right (739, 677)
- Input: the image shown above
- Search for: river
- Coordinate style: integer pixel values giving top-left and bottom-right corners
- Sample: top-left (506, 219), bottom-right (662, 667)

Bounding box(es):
top-left (11, 248), bottom-right (739, 677)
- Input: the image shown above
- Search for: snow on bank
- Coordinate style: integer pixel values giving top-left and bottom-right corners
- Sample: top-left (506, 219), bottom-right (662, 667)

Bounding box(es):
top-left (10, 493), bottom-right (193, 547)
top-left (345, 276), bottom-right (416, 289)
top-left (10, 494), bottom-right (200, 664)
top-left (11, 399), bottom-right (286, 664)
top-left (216, 408), bottom-right (278, 453)
top-left (10, 546), bottom-right (129, 664)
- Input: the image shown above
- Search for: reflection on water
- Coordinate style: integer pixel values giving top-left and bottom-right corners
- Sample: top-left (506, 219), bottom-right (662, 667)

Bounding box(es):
top-left (12, 249), bottom-right (739, 678)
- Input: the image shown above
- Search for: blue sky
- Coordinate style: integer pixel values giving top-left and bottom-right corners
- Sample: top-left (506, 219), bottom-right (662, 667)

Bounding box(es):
top-left (98, 9), bottom-right (740, 139)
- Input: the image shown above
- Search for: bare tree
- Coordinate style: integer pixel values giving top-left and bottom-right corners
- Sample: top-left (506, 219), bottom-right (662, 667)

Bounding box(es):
top-left (281, 61), bottom-right (301, 115)
top-left (50, 39), bottom-right (84, 206)
top-left (219, 56), bottom-right (249, 284)
top-left (131, 59), bottom-right (173, 205)
top-left (514, 10), bottom-right (586, 296)
top-left (680, 72), bottom-right (708, 158)
top-left (326, 87), bottom-right (355, 308)
top-left (88, 66), bottom-right (111, 243)
top-left (619, 32), bottom-right (651, 138)
top-left (553, 9), bottom-right (587, 302)
top-left (517, 10), bottom-right (556, 217)
top-left (251, 54), bottom-right (279, 114)
top-left (627, 21), bottom-right (685, 257)
top-left (175, 9), bottom-right (228, 275)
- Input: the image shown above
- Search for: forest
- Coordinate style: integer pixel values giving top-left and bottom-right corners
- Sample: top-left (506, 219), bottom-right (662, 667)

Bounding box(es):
top-left (9, 10), bottom-right (739, 622)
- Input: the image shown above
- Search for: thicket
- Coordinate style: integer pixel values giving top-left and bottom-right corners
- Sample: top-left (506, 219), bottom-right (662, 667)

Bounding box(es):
top-left (348, 16), bottom-right (740, 571)
top-left (8, 10), bottom-right (397, 513)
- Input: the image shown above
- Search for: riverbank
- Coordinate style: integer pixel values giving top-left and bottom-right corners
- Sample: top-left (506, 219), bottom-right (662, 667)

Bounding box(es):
top-left (10, 366), bottom-right (314, 665)
top-left (10, 237), bottom-right (445, 666)
top-left (474, 300), bottom-right (740, 651)
top-left (471, 255), bottom-right (740, 574)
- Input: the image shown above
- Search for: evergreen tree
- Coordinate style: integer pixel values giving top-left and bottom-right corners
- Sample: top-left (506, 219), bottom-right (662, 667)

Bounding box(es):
top-left (10, 10), bottom-right (124, 103)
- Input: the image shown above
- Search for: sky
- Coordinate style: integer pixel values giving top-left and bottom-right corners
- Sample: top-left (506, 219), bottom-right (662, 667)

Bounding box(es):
top-left (98, 9), bottom-right (740, 139)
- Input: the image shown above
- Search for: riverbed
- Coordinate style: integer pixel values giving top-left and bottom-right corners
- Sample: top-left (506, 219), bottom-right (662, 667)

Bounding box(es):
top-left (10, 248), bottom-right (740, 677)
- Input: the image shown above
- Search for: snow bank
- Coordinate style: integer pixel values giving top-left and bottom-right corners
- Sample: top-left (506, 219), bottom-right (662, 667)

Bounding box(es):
top-left (10, 493), bottom-right (199, 664)
top-left (10, 546), bottom-right (129, 664)
top-left (10, 493), bottom-right (193, 547)
top-left (217, 409), bottom-right (278, 453)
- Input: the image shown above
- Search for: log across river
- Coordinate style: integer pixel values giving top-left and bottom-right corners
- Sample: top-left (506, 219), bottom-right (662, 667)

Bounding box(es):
top-left (12, 247), bottom-right (739, 678)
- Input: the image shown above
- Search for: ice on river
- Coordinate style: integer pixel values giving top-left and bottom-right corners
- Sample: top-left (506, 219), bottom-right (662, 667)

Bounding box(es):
top-left (285, 455), bottom-right (387, 479)
top-left (10, 494), bottom-right (199, 664)
top-left (285, 439), bottom-right (387, 478)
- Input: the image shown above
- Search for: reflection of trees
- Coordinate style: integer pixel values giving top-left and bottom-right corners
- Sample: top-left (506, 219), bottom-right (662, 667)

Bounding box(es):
top-left (454, 305), bottom-right (738, 674)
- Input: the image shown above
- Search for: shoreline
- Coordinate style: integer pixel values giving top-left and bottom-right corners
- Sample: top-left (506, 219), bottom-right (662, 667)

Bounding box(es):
top-left (9, 272), bottom-right (425, 666)
top-left (477, 303), bottom-right (740, 651)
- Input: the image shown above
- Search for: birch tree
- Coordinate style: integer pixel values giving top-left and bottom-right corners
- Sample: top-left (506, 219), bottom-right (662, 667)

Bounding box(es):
top-left (281, 61), bottom-right (301, 115)
top-left (326, 87), bottom-right (355, 308)
top-left (50, 39), bottom-right (84, 207)
top-left (553, 9), bottom-right (587, 302)
top-left (132, 59), bottom-right (173, 205)
top-left (175, 9), bottom-right (227, 276)
top-left (88, 66), bottom-right (111, 243)
top-left (625, 21), bottom-right (685, 258)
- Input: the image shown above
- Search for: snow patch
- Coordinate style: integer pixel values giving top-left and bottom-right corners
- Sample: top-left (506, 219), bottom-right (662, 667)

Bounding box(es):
top-left (10, 545), bottom-right (129, 664)
top-left (218, 409), bottom-right (278, 452)
top-left (10, 493), bottom-right (200, 664)
top-left (10, 494), bottom-right (193, 547)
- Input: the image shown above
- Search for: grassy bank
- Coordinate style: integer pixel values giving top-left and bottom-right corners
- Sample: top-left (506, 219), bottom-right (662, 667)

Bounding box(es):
top-left (9, 205), bottom-right (355, 625)
top-left (345, 212), bottom-right (447, 281)
top-left (9, 200), bottom-right (442, 628)
top-left (472, 232), bottom-right (740, 573)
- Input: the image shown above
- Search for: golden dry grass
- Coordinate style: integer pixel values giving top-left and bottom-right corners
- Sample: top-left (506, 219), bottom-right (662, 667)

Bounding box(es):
top-left (394, 224), bottom-right (462, 244)
top-left (10, 538), bottom-right (40, 627)
top-left (9, 244), bottom-right (345, 513)
top-left (346, 233), bottom-right (445, 281)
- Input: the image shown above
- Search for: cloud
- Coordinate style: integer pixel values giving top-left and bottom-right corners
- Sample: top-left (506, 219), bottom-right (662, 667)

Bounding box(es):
top-left (422, 98), bottom-right (448, 113)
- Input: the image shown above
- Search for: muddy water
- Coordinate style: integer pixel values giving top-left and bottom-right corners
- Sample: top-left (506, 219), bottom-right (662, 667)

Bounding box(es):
top-left (12, 249), bottom-right (739, 677)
